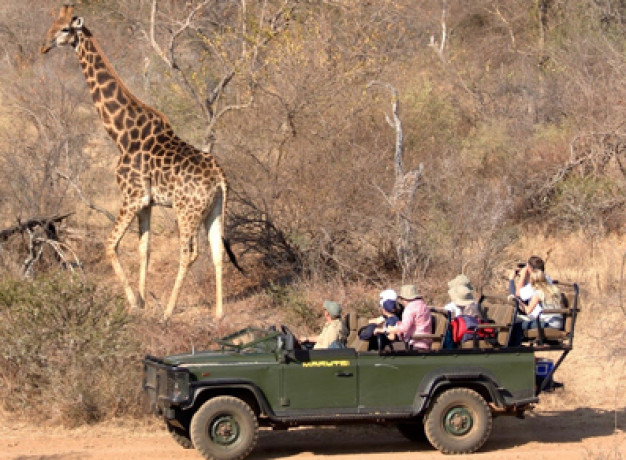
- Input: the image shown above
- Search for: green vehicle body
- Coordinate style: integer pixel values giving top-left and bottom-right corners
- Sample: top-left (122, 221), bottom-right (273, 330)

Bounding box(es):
top-left (143, 326), bottom-right (546, 458)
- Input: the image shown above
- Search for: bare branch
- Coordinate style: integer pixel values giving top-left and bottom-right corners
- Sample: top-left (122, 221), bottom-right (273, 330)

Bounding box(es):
top-left (56, 171), bottom-right (117, 223)
top-left (0, 213), bottom-right (74, 242)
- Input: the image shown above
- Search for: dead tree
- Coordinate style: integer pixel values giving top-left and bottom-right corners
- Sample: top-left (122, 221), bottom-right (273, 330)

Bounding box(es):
top-left (367, 81), bottom-right (423, 282)
top-left (0, 213), bottom-right (81, 277)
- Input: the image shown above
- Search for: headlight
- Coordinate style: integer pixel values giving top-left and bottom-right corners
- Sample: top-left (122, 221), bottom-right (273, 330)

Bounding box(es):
top-left (169, 370), bottom-right (190, 403)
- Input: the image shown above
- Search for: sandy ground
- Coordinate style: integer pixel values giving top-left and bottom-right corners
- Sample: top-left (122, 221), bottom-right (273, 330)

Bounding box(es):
top-left (1, 404), bottom-right (624, 460)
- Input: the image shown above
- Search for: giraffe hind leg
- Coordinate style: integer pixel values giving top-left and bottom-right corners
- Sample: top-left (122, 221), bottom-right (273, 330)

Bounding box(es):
top-left (163, 213), bottom-right (202, 321)
top-left (137, 207), bottom-right (151, 310)
top-left (205, 194), bottom-right (224, 319)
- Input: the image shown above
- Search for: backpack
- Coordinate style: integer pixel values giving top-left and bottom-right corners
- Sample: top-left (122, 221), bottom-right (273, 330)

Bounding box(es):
top-left (451, 315), bottom-right (479, 344)
top-left (450, 315), bottom-right (497, 345)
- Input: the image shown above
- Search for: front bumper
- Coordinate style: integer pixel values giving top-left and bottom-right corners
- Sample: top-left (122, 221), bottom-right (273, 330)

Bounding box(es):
top-left (143, 355), bottom-right (191, 417)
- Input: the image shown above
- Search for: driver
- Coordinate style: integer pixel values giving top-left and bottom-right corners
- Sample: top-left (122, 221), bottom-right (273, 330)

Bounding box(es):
top-left (304, 300), bottom-right (348, 349)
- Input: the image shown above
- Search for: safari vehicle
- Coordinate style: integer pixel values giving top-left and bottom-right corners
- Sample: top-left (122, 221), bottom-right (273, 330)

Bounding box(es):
top-left (143, 283), bottom-right (579, 460)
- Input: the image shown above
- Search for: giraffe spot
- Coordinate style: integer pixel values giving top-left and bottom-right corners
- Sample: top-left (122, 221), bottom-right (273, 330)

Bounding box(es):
top-left (131, 154), bottom-right (141, 169)
top-left (105, 99), bottom-right (121, 114)
top-left (130, 128), bottom-right (140, 140)
top-left (129, 141), bottom-right (141, 153)
top-left (118, 166), bottom-right (130, 176)
top-left (141, 123), bottom-right (151, 139)
top-left (119, 132), bottom-right (129, 150)
top-left (121, 155), bottom-right (131, 165)
top-left (137, 114), bottom-right (147, 126)
top-left (101, 80), bottom-right (117, 99)
top-left (113, 113), bottom-right (125, 131)
top-left (91, 88), bottom-right (101, 103)
top-left (142, 136), bottom-right (155, 151)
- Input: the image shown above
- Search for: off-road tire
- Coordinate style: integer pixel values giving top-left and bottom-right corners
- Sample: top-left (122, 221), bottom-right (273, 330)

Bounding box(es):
top-left (397, 421), bottom-right (428, 443)
top-left (424, 387), bottom-right (492, 454)
top-left (190, 396), bottom-right (258, 460)
top-left (167, 422), bottom-right (193, 449)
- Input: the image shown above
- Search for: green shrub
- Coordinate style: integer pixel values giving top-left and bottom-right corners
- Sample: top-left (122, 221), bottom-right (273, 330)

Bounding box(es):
top-left (0, 275), bottom-right (142, 426)
top-left (265, 282), bottom-right (319, 330)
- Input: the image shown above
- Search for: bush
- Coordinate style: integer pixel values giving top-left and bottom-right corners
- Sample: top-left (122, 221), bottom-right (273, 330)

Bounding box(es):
top-left (0, 275), bottom-right (142, 426)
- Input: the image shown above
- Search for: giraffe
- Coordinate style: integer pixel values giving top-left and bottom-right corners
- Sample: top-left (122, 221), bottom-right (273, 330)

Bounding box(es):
top-left (40, 5), bottom-right (237, 320)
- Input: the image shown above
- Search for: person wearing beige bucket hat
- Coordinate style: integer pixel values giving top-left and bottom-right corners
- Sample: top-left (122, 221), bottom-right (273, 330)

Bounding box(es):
top-left (379, 284), bottom-right (432, 350)
top-left (444, 284), bottom-right (480, 318)
top-left (447, 274), bottom-right (474, 291)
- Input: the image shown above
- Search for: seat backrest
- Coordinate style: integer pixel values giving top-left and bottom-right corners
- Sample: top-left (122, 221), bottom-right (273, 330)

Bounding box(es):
top-left (345, 312), bottom-right (359, 348)
top-left (555, 282), bottom-right (581, 346)
top-left (479, 296), bottom-right (516, 346)
top-left (429, 308), bottom-right (449, 350)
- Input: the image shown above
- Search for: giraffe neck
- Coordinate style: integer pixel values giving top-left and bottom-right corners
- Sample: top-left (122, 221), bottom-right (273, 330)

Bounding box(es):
top-left (74, 28), bottom-right (172, 148)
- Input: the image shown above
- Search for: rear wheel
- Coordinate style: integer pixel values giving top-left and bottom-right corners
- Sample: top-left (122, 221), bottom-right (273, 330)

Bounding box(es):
top-left (424, 388), bottom-right (492, 454)
top-left (190, 396), bottom-right (258, 460)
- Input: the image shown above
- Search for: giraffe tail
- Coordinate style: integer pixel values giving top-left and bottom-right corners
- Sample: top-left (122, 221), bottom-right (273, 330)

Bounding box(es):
top-left (222, 237), bottom-right (245, 275)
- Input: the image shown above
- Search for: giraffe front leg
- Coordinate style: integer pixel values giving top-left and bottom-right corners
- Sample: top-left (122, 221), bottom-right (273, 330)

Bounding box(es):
top-left (137, 207), bottom-right (151, 310)
top-left (106, 207), bottom-right (139, 311)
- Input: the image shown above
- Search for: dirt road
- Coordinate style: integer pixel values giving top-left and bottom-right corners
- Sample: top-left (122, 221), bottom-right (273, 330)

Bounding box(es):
top-left (1, 407), bottom-right (623, 460)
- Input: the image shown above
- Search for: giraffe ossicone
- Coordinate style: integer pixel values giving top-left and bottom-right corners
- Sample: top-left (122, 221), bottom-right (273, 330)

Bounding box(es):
top-left (41, 5), bottom-right (234, 320)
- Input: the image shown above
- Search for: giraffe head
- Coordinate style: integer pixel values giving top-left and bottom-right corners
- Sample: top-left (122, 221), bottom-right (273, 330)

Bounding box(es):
top-left (40, 5), bottom-right (85, 54)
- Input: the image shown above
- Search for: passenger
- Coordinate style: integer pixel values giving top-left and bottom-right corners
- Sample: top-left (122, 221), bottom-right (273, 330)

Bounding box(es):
top-left (509, 256), bottom-right (551, 304)
top-left (510, 269), bottom-right (563, 346)
top-left (359, 289), bottom-right (401, 350)
top-left (445, 284), bottom-right (480, 318)
top-left (380, 284), bottom-right (432, 351)
top-left (370, 289), bottom-right (400, 329)
top-left (303, 300), bottom-right (348, 349)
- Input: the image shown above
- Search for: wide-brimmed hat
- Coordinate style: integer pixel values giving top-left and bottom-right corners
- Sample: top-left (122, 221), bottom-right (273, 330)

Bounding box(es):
top-left (398, 284), bottom-right (421, 300)
top-left (447, 274), bottom-right (474, 291)
top-left (323, 300), bottom-right (342, 317)
top-left (448, 284), bottom-right (475, 306)
top-left (379, 289), bottom-right (397, 307)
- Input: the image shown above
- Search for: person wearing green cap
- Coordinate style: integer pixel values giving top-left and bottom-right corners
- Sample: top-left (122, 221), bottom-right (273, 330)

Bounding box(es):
top-left (303, 300), bottom-right (348, 349)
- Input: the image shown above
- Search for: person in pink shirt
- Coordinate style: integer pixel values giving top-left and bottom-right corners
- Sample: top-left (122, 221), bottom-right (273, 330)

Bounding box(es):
top-left (382, 284), bottom-right (432, 350)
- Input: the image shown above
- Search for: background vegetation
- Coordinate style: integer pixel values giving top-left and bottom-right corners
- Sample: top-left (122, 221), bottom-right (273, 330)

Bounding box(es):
top-left (0, 0), bottom-right (624, 425)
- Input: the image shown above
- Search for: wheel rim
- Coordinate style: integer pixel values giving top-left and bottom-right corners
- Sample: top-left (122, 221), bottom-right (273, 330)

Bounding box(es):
top-left (443, 406), bottom-right (474, 436)
top-left (209, 414), bottom-right (240, 446)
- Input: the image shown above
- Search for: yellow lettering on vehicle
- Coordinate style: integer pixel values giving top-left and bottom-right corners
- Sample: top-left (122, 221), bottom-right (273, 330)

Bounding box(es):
top-left (302, 360), bottom-right (350, 368)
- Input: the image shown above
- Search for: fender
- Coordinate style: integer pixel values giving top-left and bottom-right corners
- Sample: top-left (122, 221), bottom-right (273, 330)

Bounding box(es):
top-left (412, 366), bottom-right (505, 415)
top-left (186, 378), bottom-right (274, 416)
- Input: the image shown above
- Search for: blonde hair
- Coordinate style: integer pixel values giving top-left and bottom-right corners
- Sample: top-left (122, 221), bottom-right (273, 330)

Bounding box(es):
top-left (530, 270), bottom-right (561, 308)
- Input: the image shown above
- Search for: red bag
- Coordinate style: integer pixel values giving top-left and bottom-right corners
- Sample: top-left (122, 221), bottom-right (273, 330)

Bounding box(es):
top-left (451, 315), bottom-right (496, 345)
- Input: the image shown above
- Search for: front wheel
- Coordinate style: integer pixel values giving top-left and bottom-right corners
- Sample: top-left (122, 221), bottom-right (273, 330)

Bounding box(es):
top-left (190, 396), bottom-right (259, 460)
top-left (424, 387), bottom-right (493, 454)
top-left (167, 421), bottom-right (193, 449)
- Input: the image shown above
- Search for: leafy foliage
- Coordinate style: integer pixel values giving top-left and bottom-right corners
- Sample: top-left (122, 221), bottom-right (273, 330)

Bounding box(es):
top-left (0, 275), bottom-right (141, 426)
